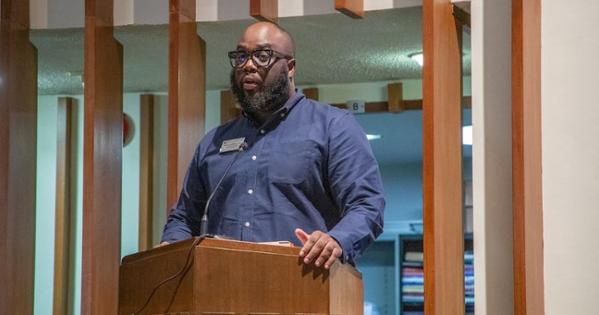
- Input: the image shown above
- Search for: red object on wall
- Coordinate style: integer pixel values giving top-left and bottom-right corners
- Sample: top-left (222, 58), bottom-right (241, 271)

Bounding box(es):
top-left (123, 113), bottom-right (135, 146)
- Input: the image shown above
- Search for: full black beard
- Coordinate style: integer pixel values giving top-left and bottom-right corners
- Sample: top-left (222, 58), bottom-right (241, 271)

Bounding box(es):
top-left (230, 67), bottom-right (290, 114)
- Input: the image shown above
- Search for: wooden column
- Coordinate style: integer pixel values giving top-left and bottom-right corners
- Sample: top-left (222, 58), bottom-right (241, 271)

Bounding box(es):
top-left (422, 0), bottom-right (464, 314)
top-left (220, 89), bottom-right (240, 124)
top-left (512, 0), bottom-right (544, 314)
top-left (250, 0), bottom-right (278, 23)
top-left (0, 0), bottom-right (37, 313)
top-left (139, 94), bottom-right (154, 250)
top-left (335, 0), bottom-right (364, 19)
top-left (82, 0), bottom-right (123, 313)
top-left (53, 97), bottom-right (77, 315)
top-left (167, 0), bottom-right (206, 210)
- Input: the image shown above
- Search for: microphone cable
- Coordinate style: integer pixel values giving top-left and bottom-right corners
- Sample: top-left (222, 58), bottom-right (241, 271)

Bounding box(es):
top-left (199, 142), bottom-right (248, 236)
top-left (130, 237), bottom-right (201, 315)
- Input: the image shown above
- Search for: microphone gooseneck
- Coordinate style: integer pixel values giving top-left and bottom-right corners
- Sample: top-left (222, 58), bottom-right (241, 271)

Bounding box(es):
top-left (199, 142), bottom-right (248, 236)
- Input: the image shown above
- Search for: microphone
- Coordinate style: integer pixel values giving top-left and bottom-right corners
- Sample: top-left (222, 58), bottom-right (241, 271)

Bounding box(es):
top-left (199, 141), bottom-right (248, 236)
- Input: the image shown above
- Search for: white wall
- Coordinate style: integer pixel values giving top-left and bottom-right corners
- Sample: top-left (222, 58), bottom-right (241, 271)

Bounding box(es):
top-left (471, 0), bottom-right (514, 314)
top-left (542, 1), bottom-right (599, 313)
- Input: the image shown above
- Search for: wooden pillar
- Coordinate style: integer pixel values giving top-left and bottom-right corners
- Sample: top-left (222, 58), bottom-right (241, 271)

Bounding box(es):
top-left (512, 0), bottom-right (544, 314)
top-left (220, 89), bottom-right (240, 124)
top-left (81, 0), bottom-right (123, 313)
top-left (335, 0), bottom-right (364, 19)
top-left (250, 0), bottom-right (278, 23)
top-left (422, 0), bottom-right (464, 314)
top-left (53, 97), bottom-right (77, 315)
top-left (0, 0), bottom-right (38, 313)
top-left (167, 0), bottom-right (206, 210)
top-left (139, 94), bottom-right (155, 250)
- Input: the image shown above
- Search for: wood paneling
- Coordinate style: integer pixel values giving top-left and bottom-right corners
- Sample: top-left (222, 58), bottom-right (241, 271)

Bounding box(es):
top-left (250, 0), bottom-right (278, 23)
top-left (119, 238), bottom-right (363, 314)
top-left (422, 0), bottom-right (464, 314)
top-left (0, 0), bottom-right (37, 313)
top-left (53, 97), bottom-right (77, 315)
top-left (512, 0), bottom-right (544, 314)
top-left (220, 89), bottom-right (240, 124)
top-left (168, 0), bottom-right (206, 210)
top-left (81, 0), bottom-right (123, 313)
top-left (335, 0), bottom-right (364, 19)
top-left (139, 94), bottom-right (154, 250)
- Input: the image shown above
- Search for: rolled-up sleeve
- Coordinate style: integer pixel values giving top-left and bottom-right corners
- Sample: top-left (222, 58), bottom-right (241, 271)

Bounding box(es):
top-left (326, 113), bottom-right (385, 264)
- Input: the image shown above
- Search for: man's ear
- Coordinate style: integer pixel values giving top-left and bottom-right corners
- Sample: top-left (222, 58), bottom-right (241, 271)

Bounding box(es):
top-left (287, 59), bottom-right (296, 80)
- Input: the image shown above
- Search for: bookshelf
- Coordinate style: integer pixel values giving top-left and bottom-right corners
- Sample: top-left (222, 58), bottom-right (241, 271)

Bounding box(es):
top-left (398, 234), bottom-right (474, 315)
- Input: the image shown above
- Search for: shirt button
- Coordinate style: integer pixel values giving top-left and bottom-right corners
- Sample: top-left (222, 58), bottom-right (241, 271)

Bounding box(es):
top-left (251, 155), bottom-right (257, 160)
top-left (244, 222), bottom-right (251, 227)
top-left (280, 113), bottom-right (286, 118)
top-left (248, 189), bottom-right (254, 194)
top-left (260, 129), bottom-right (265, 134)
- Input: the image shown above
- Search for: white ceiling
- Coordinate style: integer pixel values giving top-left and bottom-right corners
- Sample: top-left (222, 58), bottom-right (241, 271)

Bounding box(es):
top-left (31, 7), bottom-right (470, 95)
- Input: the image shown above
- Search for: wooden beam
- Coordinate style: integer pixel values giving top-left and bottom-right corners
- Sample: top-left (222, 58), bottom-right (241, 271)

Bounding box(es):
top-left (335, 0), bottom-right (364, 19)
top-left (250, 0), bottom-right (278, 24)
top-left (53, 97), bottom-right (77, 315)
top-left (220, 89), bottom-right (240, 124)
top-left (81, 0), bottom-right (123, 313)
top-left (512, 0), bottom-right (544, 314)
top-left (0, 0), bottom-right (37, 313)
top-left (139, 94), bottom-right (155, 251)
top-left (422, 0), bottom-right (464, 314)
top-left (387, 82), bottom-right (404, 113)
top-left (168, 0), bottom-right (206, 210)
top-left (330, 97), bottom-right (471, 113)
top-left (302, 87), bottom-right (319, 101)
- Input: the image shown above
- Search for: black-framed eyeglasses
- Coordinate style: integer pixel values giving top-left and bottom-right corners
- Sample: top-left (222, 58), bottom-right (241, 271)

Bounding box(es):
top-left (228, 49), bottom-right (293, 68)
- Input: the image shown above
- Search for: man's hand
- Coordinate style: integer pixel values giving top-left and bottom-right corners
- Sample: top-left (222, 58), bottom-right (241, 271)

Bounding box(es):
top-left (294, 228), bottom-right (342, 270)
top-left (154, 241), bottom-right (170, 248)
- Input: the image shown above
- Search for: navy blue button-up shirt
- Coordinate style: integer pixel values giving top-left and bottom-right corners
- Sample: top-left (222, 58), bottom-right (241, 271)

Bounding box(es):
top-left (161, 92), bottom-right (385, 263)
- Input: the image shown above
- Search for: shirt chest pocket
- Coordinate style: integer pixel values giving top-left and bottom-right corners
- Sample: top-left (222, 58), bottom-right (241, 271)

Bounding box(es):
top-left (267, 141), bottom-right (319, 184)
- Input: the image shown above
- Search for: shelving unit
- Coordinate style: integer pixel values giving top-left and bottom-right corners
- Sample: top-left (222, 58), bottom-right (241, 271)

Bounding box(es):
top-left (398, 234), bottom-right (474, 315)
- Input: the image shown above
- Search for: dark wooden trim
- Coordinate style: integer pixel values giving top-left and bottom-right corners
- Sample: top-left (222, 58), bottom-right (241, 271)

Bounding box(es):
top-left (302, 88), bottom-right (319, 101)
top-left (512, 0), bottom-right (544, 314)
top-left (250, 0), bottom-right (278, 23)
top-left (53, 97), bottom-right (76, 315)
top-left (81, 0), bottom-right (123, 313)
top-left (422, 0), bottom-right (464, 314)
top-left (452, 4), bottom-right (471, 28)
top-left (139, 94), bottom-right (155, 251)
top-left (330, 97), bottom-right (472, 113)
top-left (167, 0), bottom-right (206, 211)
top-left (220, 89), bottom-right (240, 124)
top-left (335, 0), bottom-right (364, 19)
top-left (0, 0), bottom-right (37, 313)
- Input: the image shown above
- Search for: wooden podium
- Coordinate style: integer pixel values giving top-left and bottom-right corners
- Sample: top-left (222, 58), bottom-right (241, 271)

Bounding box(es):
top-left (119, 237), bottom-right (363, 315)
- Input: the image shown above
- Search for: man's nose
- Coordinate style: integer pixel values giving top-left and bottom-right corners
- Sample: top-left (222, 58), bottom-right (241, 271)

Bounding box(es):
top-left (242, 57), bottom-right (258, 72)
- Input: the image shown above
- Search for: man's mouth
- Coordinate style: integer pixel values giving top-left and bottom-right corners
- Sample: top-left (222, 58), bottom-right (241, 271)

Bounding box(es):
top-left (242, 77), bottom-right (261, 92)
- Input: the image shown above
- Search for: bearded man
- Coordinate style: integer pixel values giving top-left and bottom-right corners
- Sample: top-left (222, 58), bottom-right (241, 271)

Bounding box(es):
top-left (161, 22), bottom-right (385, 269)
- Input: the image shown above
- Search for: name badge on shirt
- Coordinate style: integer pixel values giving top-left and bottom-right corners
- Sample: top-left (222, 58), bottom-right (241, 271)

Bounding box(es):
top-left (219, 137), bottom-right (246, 153)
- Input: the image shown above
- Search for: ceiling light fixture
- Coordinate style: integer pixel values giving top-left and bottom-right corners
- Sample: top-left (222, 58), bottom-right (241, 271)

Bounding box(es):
top-left (409, 52), bottom-right (424, 67)
top-left (463, 125), bottom-right (473, 145)
top-left (366, 134), bottom-right (382, 141)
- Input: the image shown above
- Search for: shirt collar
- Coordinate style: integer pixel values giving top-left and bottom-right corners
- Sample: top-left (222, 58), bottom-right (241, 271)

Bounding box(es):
top-left (242, 90), bottom-right (305, 130)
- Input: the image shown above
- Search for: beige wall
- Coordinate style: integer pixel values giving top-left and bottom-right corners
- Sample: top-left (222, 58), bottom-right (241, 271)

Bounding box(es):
top-left (471, 0), bottom-right (513, 314)
top-left (542, 0), bottom-right (599, 314)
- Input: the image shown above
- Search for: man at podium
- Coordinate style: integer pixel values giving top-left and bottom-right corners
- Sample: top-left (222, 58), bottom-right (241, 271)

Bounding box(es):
top-left (161, 22), bottom-right (385, 270)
